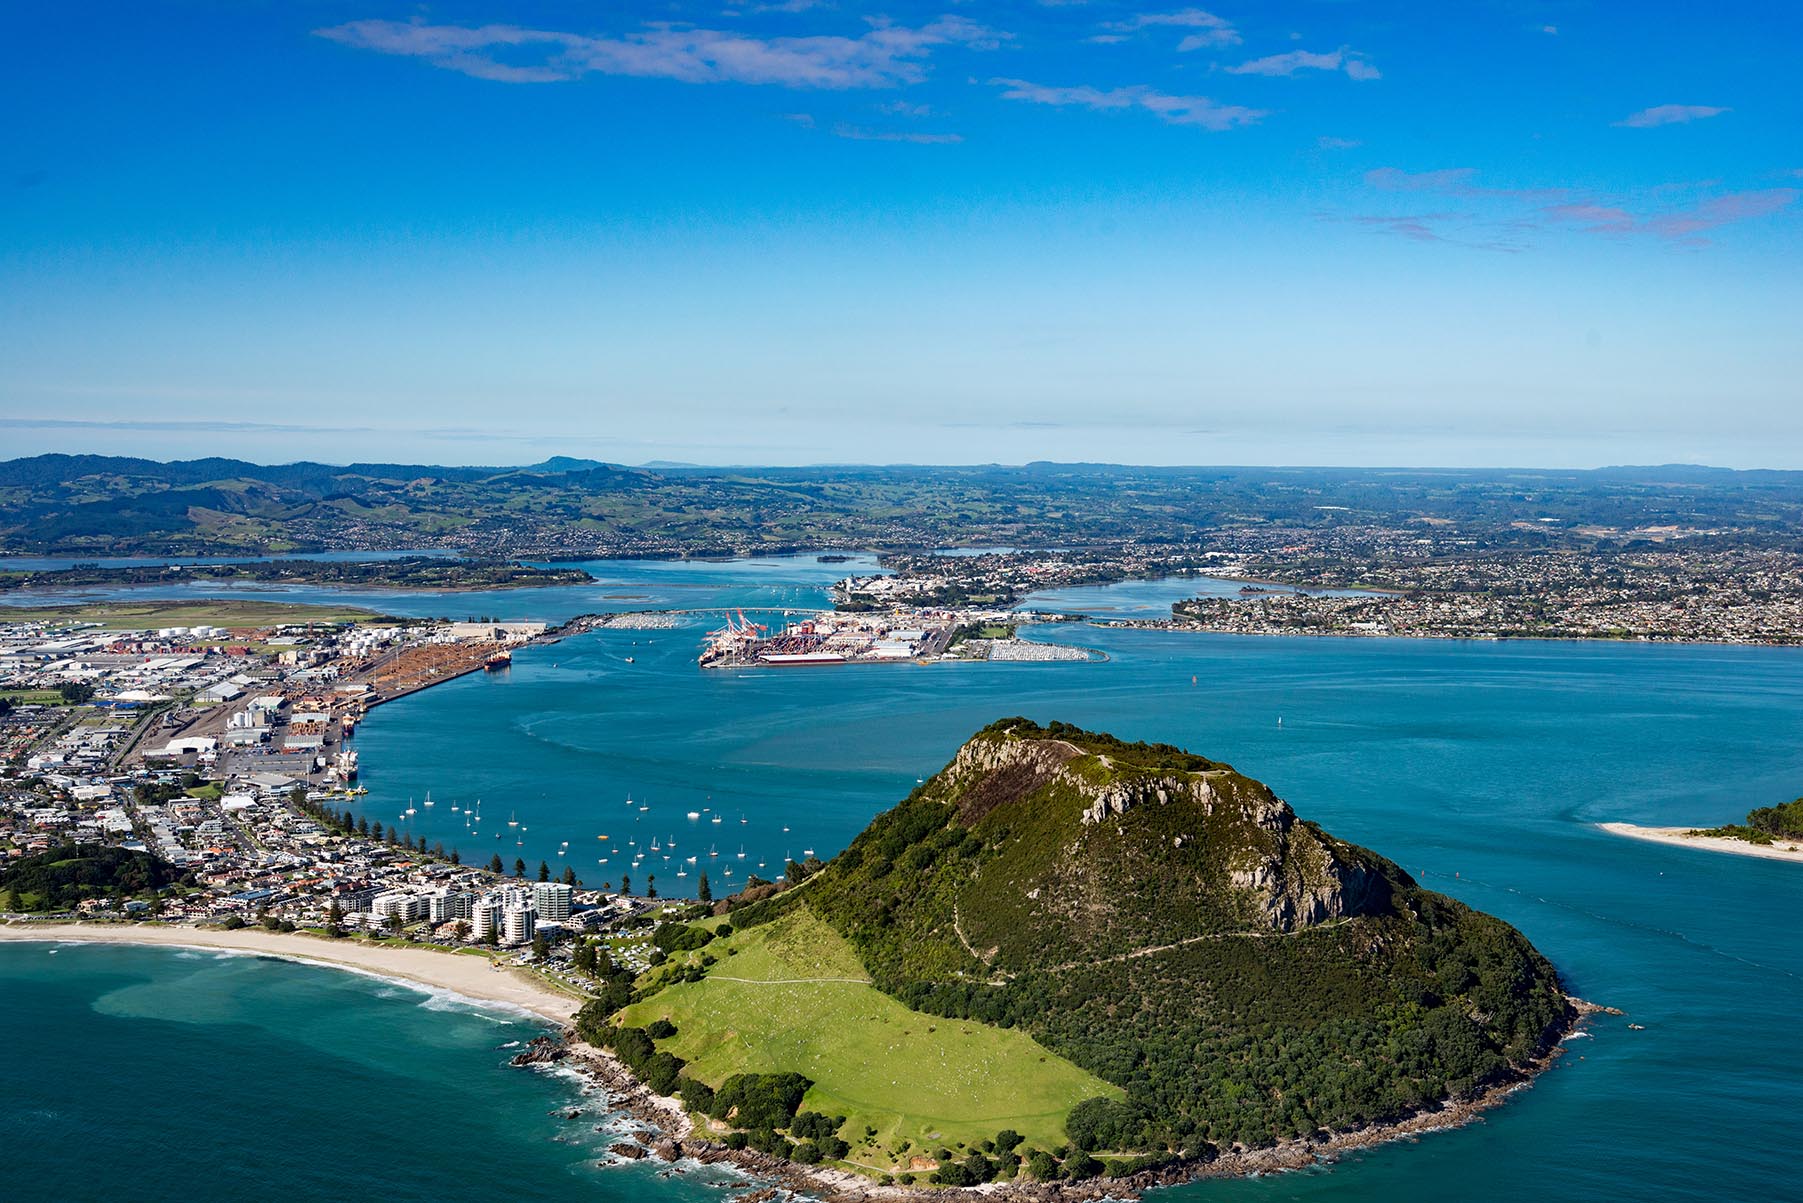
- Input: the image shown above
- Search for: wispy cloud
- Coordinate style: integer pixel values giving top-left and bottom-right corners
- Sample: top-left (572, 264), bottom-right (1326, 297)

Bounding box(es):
top-left (315, 16), bottom-right (1003, 89)
top-left (1096, 8), bottom-right (1241, 51)
top-left (833, 123), bottom-right (962, 144)
top-left (1227, 48), bottom-right (1378, 81)
top-left (1361, 166), bottom-right (1795, 247)
top-left (1614, 104), bottom-right (1729, 128)
top-left (1547, 189), bottom-right (1797, 242)
top-left (1317, 135), bottom-right (1362, 150)
top-left (989, 78), bottom-right (1265, 131)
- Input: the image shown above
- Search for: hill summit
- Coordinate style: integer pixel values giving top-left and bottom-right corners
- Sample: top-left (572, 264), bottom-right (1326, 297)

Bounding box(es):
top-left (800, 718), bottom-right (1574, 1155)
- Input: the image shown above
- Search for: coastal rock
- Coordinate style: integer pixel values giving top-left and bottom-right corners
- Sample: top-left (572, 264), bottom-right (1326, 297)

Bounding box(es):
top-left (610, 1143), bottom-right (648, 1161)
top-left (510, 1035), bottom-right (568, 1066)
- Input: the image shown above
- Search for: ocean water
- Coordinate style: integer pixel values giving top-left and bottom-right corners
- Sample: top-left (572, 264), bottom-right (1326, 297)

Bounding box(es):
top-left (7, 565), bottom-right (1803, 1201)
top-left (0, 942), bottom-right (740, 1203)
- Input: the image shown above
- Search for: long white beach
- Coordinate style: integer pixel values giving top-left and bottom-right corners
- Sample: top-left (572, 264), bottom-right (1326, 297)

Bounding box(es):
top-left (1598, 822), bottom-right (1803, 864)
top-left (0, 923), bottom-right (582, 1023)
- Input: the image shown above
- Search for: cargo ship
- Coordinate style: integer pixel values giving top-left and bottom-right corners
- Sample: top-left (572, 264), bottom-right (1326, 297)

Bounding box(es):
top-left (483, 649), bottom-right (513, 671)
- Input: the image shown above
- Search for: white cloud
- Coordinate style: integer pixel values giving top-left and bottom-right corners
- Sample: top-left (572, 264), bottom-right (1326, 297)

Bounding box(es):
top-left (989, 78), bottom-right (1265, 131)
top-left (315, 16), bottom-right (1003, 89)
top-left (1614, 104), bottom-right (1730, 128)
top-left (1227, 47), bottom-right (1379, 81)
top-left (1099, 8), bottom-right (1241, 50)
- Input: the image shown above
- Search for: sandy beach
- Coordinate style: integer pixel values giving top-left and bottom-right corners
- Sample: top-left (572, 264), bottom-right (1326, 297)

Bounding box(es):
top-left (1598, 822), bottom-right (1803, 864)
top-left (0, 923), bottom-right (582, 1023)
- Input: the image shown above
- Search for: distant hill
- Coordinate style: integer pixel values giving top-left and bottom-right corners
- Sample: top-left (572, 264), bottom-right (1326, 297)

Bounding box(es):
top-left (3, 452), bottom-right (1803, 559)
top-left (798, 719), bottom-right (1573, 1154)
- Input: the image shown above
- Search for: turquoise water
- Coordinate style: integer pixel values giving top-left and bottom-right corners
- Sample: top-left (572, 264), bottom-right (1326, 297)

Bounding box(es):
top-left (7, 563), bottom-right (1803, 1200)
top-left (0, 942), bottom-right (739, 1203)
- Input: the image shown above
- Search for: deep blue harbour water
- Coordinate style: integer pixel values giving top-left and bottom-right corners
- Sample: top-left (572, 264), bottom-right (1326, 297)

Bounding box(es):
top-left (5, 561), bottom-right (1802, 1201)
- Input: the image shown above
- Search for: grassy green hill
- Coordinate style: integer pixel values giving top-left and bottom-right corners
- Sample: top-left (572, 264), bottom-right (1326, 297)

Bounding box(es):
top-left (582, 719), bottom-right (1572, 1182)
top-left (617, 907), bottom-right (1115, 1159)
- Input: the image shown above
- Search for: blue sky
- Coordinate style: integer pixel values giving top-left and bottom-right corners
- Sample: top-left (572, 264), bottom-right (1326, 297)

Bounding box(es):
top-left (2, 1), bottom-right (1799, 467)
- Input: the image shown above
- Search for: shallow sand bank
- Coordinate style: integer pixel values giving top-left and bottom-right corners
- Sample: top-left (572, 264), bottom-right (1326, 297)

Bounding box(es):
top-left (1598, 822), bottom-right (1803, 864)
top-left (0, 923), bottom-right (581, 1023)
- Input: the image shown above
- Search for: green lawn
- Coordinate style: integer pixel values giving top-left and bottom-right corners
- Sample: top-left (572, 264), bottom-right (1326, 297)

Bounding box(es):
top-left (0, 689), bottom-right (66, 706)
top-left (617, 908), bottom-right (1117, 1164)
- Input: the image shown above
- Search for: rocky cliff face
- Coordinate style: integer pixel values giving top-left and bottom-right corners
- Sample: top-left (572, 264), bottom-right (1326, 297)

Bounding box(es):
top-left (942, 728), bottom-right (1388, 932)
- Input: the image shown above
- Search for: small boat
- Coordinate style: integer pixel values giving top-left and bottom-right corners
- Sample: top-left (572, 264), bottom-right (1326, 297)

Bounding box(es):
top-left (803, 848), bottom-right (814, 858)
top-left (686, 811), bottom-right (700, 820)
top-left (711, 815), bottom-right (722, 825)
top-left (624, 656), bottom-right (635, 664)
top-left (737, 846), bottom-right (746, 859)
top-left (507, 813), bottom-right (519, 828)
top-left (423, 792), bottom-right (434, 808)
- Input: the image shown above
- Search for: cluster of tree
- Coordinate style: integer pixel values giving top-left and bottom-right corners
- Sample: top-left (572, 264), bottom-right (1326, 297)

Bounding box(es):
top-left (572, 940), bottom-right (636, 1013)
top-left (652, 922), bottom-right (718, 955)
top-left (1705, 797), bottom-right (1803, 844)
top-left (0, 843), bottom-right (183, 911)
top-left (134, 772), bottom-right (208, 807)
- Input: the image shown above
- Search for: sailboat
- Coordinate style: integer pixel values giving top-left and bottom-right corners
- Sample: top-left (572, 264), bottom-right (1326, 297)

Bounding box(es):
top-left (708, 845), bottom-right (718, 858)
top-left (737, 845), bottom-right (746, 859)
top-left (423, 791), bottom-right (434, 808)
top-left (507, 812), bottom-right (519, 828)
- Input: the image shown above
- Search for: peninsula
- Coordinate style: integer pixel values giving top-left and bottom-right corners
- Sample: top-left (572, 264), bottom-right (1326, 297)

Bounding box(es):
top-left (575, 720), bottom-right (1579, 1192)
top-left (1602, 797), bottom-right (1803, 863)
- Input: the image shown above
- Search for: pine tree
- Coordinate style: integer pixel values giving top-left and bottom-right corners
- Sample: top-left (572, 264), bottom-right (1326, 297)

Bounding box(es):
top-left (488, 853), bottom-right (504, 874)
top-left (646, 874), bottom-right (657, 899)
top-left (698, 873), bottom-right (712, 903)
top-left (621, 873), bottom-right (632, 896)
top-left (538, 860), bottom-right (550, 882)
top-left (561, 865), bottom-right (576, 886)
top-left (371, 820), bottom-right (382, 841)
top-left (513, 857), bottom-right (526, 878)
